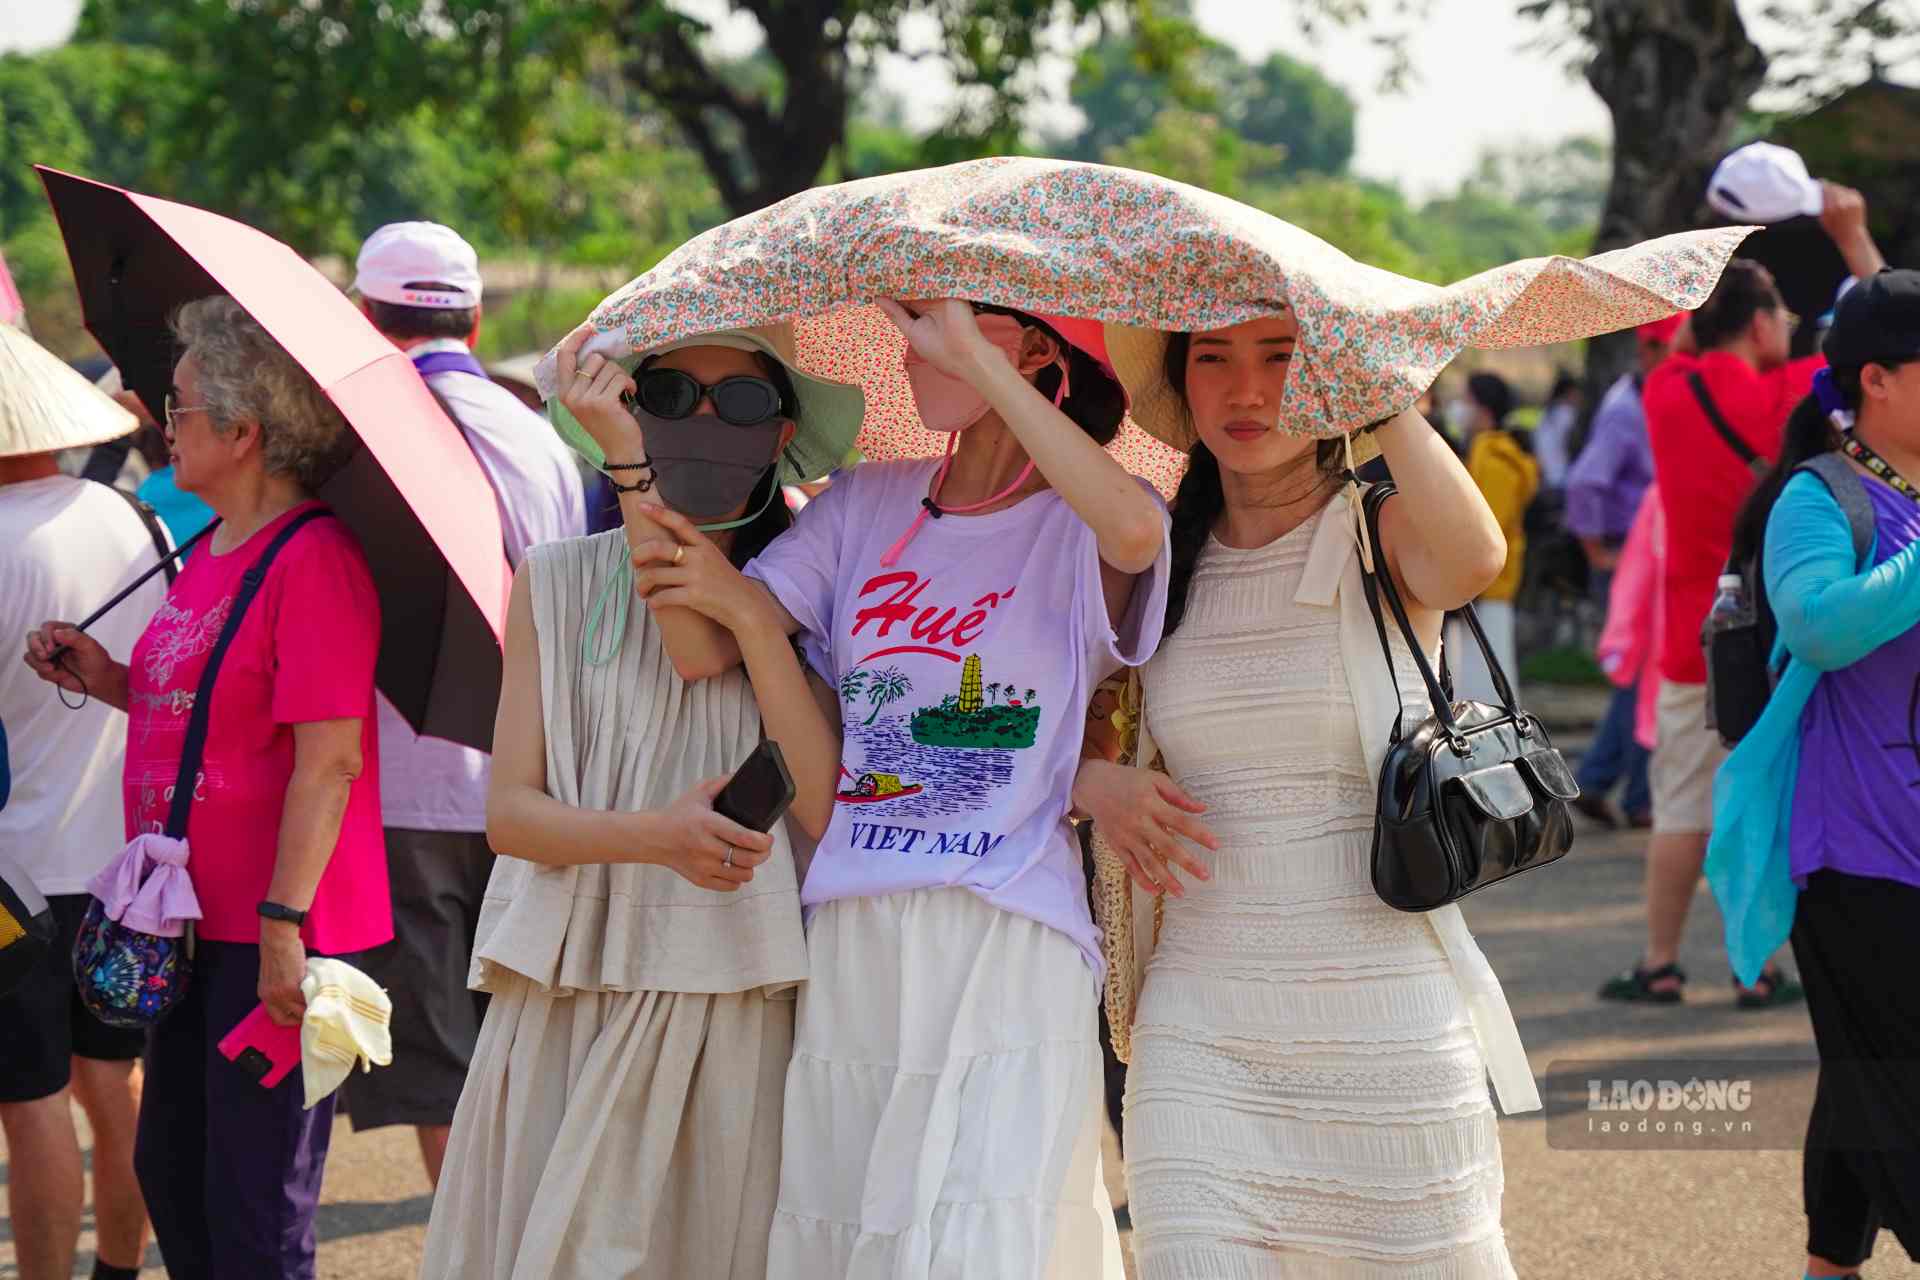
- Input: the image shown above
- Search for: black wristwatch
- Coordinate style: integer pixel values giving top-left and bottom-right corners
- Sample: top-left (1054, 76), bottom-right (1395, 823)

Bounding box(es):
top-left (257, 900), bottom-right (308, 927)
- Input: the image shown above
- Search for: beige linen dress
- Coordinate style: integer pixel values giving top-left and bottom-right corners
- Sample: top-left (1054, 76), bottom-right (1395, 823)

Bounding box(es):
top-left (420, 530), bottom-right (810, 1280)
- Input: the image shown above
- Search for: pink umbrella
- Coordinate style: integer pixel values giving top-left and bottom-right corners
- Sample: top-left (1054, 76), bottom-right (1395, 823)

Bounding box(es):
top-left (37, 167), bottom-right (508, 751)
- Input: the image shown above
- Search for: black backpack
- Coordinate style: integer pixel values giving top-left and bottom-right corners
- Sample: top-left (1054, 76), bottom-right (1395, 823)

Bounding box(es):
top-left (1702, 452), bottom-right (1875, 747)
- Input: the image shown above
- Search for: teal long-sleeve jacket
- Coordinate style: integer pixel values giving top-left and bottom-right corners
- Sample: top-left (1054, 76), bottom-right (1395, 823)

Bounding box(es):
top-left (1705, 467), bottom-right (1920, 985)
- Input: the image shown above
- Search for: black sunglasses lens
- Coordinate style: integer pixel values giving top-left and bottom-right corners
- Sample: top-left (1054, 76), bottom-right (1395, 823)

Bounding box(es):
top-left (636, 369), bottom-right (700, 419)
top-left (712, 377), bottom-right (782, 425)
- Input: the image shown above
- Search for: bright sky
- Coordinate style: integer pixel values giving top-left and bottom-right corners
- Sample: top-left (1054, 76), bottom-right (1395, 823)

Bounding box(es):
top-left (6, 0), bottom-right (1915, 196)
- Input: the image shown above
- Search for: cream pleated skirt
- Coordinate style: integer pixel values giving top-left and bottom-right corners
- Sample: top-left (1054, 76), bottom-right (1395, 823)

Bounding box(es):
top-left (768, 886), bottom-right (1124, 1280)
top-left (419, 975), bottom-right (793, 1280)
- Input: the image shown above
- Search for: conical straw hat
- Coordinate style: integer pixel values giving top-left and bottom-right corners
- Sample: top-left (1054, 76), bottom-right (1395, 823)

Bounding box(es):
top-left (0, 323), bottom-right (137, 459)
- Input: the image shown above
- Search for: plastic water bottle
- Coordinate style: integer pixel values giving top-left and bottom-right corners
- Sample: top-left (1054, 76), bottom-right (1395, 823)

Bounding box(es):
top-left (1702, 573), bottom-right (1762, 740)
top-left (1707, 574), bottom-right (1750, 630)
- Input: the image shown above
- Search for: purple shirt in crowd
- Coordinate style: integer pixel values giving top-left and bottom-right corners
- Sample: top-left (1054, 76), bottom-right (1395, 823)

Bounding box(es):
top-left (1790, 476), bottom-right (1920, 890)
top-left (1564, 374), bottom-right (1654, 543)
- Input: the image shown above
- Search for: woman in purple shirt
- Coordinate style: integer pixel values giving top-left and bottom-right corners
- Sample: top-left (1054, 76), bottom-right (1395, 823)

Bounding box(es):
top-left (1722, 269), bottom-right (1920, 1280)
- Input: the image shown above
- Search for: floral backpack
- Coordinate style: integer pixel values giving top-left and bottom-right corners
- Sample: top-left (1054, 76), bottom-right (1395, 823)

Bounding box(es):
top-left (74, 510), bottom-right (327, 1028)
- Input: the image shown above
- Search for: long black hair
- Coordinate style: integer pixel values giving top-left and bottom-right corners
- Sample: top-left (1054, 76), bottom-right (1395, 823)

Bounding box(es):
top-left (725, 352), bottom-right (799, 568)
top-left (1727, 371), bottom-right (1854, 569)
top-left (1163, 331), bottom-right (1344, 638)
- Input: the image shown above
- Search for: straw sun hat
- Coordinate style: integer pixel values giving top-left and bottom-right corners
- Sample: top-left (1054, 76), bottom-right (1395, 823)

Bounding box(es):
top-left (0, 323), bottom-right (137, 460)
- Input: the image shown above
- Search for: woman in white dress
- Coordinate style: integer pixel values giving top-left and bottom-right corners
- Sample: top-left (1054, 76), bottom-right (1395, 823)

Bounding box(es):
top-left (1076, 311), bottom-right (1541, 1278)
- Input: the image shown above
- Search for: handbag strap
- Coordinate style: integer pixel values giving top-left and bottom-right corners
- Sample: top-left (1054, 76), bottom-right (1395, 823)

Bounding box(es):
top-left (1686, 373), bottom-right (1763, 473)
top-left (1355, 483), bottom-right (1527, 752)
top-left (163, 508), bottom-right (330, 838)
top-left (105, 484), bottom-right (180, 586)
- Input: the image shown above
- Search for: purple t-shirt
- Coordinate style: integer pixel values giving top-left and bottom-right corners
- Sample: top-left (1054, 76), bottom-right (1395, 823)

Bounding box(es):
top-left (746, 460), bottom-right (1170, 979)
top-left (1790, 476), bottom-right (1920, 889)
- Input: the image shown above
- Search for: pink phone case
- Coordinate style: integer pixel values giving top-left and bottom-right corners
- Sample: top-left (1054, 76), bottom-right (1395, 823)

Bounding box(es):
top-left (217, 1002), bottom-right (301, 1088)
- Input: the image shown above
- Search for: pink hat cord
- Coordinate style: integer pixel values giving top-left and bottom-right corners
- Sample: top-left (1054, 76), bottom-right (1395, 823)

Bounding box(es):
top-left (877, 352), bottom-right (1068, 567)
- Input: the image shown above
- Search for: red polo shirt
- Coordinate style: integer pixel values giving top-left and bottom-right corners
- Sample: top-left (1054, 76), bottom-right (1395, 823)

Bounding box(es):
top-left (1645, 351), bottom-right (1823, 683)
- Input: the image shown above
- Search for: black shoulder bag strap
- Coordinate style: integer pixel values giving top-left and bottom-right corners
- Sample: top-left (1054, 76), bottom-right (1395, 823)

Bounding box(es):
top-left (162, 509), bottom-right (330, 839)
top-left (105, 484), bottom-right (180, 586)
top-left (1357, 483), bottom-right (1526, 748)
top-left (1686, 373), bottom-right (1764, 474)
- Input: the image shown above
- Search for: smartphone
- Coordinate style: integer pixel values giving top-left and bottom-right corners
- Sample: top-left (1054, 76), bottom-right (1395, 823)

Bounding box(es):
top-left (217, 1001), bottom-right (302, 1089)
top-left (712, 740), bottom-right (796, 834)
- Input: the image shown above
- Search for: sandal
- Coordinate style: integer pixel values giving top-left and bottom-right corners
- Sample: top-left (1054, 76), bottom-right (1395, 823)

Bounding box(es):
top-left (1598, 961), bottom-right (1686, 1003)
top-left (1735, 966), bottom-right (1804, 1009)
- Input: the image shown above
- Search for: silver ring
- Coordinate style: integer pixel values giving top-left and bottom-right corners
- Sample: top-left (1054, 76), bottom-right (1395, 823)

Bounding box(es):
top-left (723, 845), bottom-right (734, 868)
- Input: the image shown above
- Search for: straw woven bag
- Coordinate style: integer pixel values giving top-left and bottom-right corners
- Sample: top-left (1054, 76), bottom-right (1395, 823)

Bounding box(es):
top-left (1086, 668), bottom-right (1165, 1065)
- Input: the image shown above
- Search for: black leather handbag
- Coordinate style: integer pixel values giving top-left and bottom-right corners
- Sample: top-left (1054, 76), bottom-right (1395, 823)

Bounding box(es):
top-left (1358, 483), bottom-right (1578, 912)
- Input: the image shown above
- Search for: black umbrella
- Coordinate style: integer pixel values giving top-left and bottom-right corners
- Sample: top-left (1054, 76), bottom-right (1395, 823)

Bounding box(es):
top-left (39, 166), bottom-right (508, 751)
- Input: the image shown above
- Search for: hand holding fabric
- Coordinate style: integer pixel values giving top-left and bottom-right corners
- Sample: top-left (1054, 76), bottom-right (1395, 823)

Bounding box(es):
top-left (877, 298), bottom-right (999, 381)
top-left (554, 323), bottom-right (645, 464)
top-left (258, 922), bottom-right (309, 1026)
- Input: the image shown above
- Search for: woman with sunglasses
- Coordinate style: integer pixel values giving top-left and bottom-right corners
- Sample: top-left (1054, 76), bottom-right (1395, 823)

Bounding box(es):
top-left (419, 326), bottom-right (861, 1280)
top-left (576, 299), bottom-right (1165, 1277)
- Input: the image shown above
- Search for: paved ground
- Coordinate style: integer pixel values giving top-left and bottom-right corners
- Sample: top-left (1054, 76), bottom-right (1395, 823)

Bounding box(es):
top-left (3, 749), bottom-right (1906, 1278)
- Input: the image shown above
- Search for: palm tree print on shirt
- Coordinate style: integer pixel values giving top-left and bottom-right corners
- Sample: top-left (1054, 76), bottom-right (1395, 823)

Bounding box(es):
top-left (843, 667), bottom-right (913, 726)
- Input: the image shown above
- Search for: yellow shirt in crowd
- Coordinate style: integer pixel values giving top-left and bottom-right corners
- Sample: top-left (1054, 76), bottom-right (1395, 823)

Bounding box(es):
top-left (1467, 429), bottom-right (1539, 604)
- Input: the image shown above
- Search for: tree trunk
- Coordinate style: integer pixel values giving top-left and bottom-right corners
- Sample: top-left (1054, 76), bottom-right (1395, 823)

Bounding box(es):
top-left (616, 0), bottom-right (849, 217)
top-left (1578, 0), bottom-right (1768, 401)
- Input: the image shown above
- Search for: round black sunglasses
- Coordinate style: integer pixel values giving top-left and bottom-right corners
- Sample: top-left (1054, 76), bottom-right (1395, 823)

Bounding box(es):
top-left (629, 368), bottom-right (785, 426)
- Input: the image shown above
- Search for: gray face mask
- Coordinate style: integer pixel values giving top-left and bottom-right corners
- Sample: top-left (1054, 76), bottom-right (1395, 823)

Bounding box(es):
top-left (633, 409), bottom-right (785, 522)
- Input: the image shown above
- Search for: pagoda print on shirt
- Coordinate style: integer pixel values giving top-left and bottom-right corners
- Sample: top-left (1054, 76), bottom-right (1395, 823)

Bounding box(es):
top-left (830, 562), bottom-right (1049, 857)
top-left (835, 652), bottom-right (1046, 827)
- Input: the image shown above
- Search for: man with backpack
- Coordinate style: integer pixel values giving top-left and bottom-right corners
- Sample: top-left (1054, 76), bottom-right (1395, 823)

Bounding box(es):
top-left (1600, 186), bottom-right (1884, 1007)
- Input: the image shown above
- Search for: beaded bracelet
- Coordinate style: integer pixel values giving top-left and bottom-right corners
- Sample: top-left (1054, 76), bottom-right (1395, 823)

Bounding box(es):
top-left (605, 459), bottom-right (656, 495)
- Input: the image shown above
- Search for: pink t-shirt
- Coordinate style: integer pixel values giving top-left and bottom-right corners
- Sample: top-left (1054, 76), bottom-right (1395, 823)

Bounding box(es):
top-left (746, 460), bottom-right (1170, 980)
top-left (122, 502), bottom-right (391, 954)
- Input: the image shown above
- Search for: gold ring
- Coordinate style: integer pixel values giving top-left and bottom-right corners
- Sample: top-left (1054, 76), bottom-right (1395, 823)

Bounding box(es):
top-left (673, 545), bottom-right (686, 566)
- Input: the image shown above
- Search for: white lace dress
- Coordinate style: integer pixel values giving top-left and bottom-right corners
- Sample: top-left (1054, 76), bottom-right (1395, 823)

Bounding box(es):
top-left (1126, 513), bottom-right (1516, 1279)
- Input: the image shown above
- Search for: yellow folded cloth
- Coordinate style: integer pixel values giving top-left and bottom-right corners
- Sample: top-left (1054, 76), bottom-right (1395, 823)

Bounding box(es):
top-left (299, 957), bottom-right (393, 1110)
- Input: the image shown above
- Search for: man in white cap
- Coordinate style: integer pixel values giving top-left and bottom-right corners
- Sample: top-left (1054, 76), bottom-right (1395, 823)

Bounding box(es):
top-left (0, 325), bottom-right (167, 1280)
top-left (1707, 142), bottom-right (1888, 351)
top-left (348, 221), bottom-right (586, 1186)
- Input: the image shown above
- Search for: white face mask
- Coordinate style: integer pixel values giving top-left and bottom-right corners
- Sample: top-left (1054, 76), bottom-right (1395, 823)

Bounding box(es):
top-left (1442, 398), bottom-right (1474, 434)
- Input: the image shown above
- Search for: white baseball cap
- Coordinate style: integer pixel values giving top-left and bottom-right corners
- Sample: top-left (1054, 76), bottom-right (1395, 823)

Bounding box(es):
top-left (1706, 142), bottom-right (1825, 224)
top-left (352, 221), bottom-right (483, 309)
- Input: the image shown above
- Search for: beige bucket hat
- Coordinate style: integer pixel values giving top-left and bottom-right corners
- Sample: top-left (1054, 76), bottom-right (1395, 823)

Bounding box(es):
top-left (540, 320), bottom-right (865, 486)
top-left (0, 323), bottom-right (138, 459)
